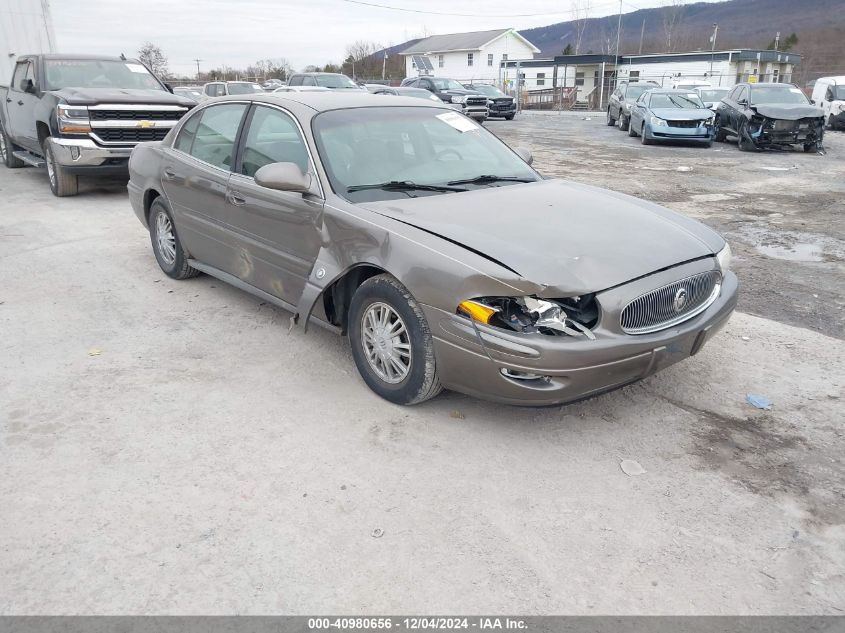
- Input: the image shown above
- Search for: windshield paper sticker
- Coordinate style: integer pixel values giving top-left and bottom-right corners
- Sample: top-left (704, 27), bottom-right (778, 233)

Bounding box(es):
top-left (436, 112), bottom-right (479, 133)
top-left (126, 63), bottom-right (149, 74)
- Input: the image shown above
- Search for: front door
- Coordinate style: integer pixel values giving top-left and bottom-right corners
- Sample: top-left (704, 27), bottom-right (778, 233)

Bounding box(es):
top-left (225, 104), bottom-right (324, 305)
top-left (161, 102), bottom-right (249, 271)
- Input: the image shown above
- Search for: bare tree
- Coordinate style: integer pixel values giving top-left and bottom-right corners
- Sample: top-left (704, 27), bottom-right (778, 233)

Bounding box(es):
top-left (344, 40), bottom-right (385, 79)
top-left (571, 0), bottom-right (591, 54)
top-left (661, 0), bottom-right (685, 52)
top-left (138, 42), bottom-right (169, 79)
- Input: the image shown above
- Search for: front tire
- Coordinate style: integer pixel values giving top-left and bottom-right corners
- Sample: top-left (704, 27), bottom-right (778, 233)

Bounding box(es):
top-left (1, 123), bottom-right (25, 168)
top-left (618, 113), bottom-right (629, 131)
top-left (640, 124), bottom-right (652, 145)
top-left (713, 116), bottom-right (727, 142)
top-left (348, 275), bottom-right (442, 406)
top-left (149, 198), bottom-right (199, 280)
top-left (606, 108), bottom-right (616, 126)
top-left (42, 139), bottom-right (78, 197)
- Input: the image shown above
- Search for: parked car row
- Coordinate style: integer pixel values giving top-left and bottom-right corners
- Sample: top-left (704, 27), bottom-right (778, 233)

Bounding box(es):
top-left (607, 80), bottom-right (828, 152)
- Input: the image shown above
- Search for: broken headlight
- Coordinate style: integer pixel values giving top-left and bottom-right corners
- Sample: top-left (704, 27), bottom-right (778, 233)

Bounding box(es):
top-left (457, 296), bottom-right (598, 339)
top-left (716, 242), bottom-right (732, 273)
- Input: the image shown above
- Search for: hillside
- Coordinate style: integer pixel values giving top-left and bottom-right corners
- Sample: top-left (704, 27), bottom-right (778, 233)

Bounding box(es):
top-left (520, 0), bottom-right (845, 83)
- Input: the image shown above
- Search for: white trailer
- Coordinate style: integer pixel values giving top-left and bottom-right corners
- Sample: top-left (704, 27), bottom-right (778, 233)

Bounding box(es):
top-left (0, 0), bottom-right (56, 83)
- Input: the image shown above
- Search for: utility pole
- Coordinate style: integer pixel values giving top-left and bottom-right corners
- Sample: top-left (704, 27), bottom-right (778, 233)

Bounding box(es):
top-left (382, 52), bottom-right (387, 81)
top-left (709, 24), bottom-right (718, 79)
top-left (638, 18), bottom-right (645, 55)
top-left (193, 58), bottom-right (202, 80)
top-left (773, 31), bottom-right (781, 51)
top-left (614, 0), bottom-right (623, 60)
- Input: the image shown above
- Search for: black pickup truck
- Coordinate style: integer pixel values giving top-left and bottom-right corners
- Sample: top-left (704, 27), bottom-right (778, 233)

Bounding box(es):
top-left (0, 54), bottom-right (193, 196)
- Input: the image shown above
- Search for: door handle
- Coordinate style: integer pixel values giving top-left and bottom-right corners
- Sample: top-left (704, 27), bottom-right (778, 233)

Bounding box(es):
top-left (227, 190), bottom-right (246, 206)
top-left (17, 100), bottom-right (24, 106)
top-left (162, 168), bottom-right (177, 180)
top-left (5, 98), bottom-right (11, 103)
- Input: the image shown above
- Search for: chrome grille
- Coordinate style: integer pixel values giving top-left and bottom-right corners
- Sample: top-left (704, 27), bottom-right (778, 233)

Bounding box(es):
top-left (621, 271), bottom-right (721, 334)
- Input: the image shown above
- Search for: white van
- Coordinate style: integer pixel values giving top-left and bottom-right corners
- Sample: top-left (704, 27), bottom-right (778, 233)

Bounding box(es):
top-left (811, 76), bottom-right (845, 130)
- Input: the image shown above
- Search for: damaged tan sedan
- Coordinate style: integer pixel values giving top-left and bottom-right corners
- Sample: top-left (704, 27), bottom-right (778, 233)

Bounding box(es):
top-left (128, 93), bottom-right (737, 406)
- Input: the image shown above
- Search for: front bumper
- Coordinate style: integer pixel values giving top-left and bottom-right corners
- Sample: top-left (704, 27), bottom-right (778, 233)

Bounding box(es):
top-left (488, 104), bottom-right (516, 117)
top-left (649, 123), bottom-right (714, 141)
top-left (424, 269), bottom-right (738, 406)
top-left (49, 137), bottom-right (133, 175)
top-left (463, 106), bottom-right (488, 120)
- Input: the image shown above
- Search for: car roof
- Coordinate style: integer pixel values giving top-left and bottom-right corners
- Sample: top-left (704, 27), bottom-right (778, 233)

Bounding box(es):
top-left (292, 72), bottom-right (347, 76)
top-left (37, 54), bottom-right (134, 62)
top-left (211, 92), bottom-right (451, 112)
top-left (646, 89), bottom-right (704, 95)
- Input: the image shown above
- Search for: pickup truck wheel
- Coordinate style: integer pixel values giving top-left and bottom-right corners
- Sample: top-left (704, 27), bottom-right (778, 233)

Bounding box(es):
top-left (149, 199), bottom-right (200, 280)
top-left (42, 139), bottom-right (78, 196)
top-left (1, 124), bottom-right (25, 168)
top-left (504, 114), bottom-right (515, 120)
top-left (348, 274), bottom-right (442, 406)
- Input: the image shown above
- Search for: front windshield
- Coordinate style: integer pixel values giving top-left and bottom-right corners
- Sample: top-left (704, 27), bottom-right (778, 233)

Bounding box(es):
top-left (649, 93), bottom-right (704, 109)
top-left (44, 59), bottom-right (164, 91)
top-left (473, 85), bottom-right (506, 97)
top-left (751, 86), bottom-right (809, 105)
top-left (227, 83), bottom-right (263, 95)
top-left (313, 106), bottom-right (540, 202)
top-left (699, 89), bottom-right (729, 102)
top-left (432, 78), bottom-right (465, 91)
top-left (625, 85), bottom-right (651, 100)
top-left (315, 74), bottom-right (358, 89)
top-left (833, 86), bottom-right (845, 99)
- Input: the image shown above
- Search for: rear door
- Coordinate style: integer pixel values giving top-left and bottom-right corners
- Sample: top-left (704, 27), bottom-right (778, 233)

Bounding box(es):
top-left (7, 59), bottom-right (39, 151)
top-left (225, 104), bottom-right (324, 304)
top-left (161, 102), bottom-right (249, 272)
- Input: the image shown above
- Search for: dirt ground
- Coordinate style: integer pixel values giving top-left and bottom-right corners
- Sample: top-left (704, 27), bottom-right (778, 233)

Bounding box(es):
top-left (1, 116), bottom-right (844, 615)
top-left (488, 112), bottom-right (845, 340)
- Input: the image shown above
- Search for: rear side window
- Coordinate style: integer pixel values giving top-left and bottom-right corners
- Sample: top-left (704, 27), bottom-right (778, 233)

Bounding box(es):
top-left (239, 105), bottom-right (309, 177)
top-left (186, 103), bottom-right (247, 170)
top-left (302, 76), bottom-right (316, 86)
top-left (174, 110), bottom-right (201, 153)
top-left (288, 75), bottom-right (303, 86)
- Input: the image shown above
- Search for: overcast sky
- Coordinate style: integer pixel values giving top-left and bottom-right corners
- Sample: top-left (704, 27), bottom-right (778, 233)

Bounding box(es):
top-left (51, 0), bottom-right (721, 77)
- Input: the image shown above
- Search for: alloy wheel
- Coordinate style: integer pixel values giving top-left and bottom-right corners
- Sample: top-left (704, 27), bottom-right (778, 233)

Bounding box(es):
top-left (45, 145), bottom-right (56, 186)
top-left (155, 212), bottom-right (177, 266)
top-left (360, 302), bottom-right (412, 384)
top-left (0, 129), bottom-right (6, 162)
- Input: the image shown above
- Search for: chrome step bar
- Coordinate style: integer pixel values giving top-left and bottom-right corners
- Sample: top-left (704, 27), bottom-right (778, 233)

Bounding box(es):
top-left (12, 151), bottom-right (45, 168)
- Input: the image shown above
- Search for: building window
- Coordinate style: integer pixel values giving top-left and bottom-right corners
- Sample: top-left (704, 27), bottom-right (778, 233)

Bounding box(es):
top-left (772, 68), bottom-right (779, 82)
top-left (502, 54), bottom-right (508, 61)
top-left (537, 73), bottom-right (546, 86)
top-left (438, 54), bottom-right (444, 68)
top-left (467, 53), bottom-right (474, 67)
top-left (629, 71), bottom-right (640, 80)
top-left (575, 71), bottom-right (584, 86)
top-left (488, 53), bottom-right (494, 67)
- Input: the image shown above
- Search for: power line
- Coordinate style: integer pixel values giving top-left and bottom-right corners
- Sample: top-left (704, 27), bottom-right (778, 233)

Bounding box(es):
top-left (338, 0), bottom-right (570, 18)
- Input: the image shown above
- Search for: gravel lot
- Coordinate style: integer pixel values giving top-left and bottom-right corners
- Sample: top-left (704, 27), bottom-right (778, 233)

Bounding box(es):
top-left (1, 115), bottom-right (844, 615)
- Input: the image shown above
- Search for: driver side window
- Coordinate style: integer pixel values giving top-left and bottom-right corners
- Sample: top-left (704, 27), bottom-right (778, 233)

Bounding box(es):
top-left (239, 106), bottom-right (309, 178)
top-left (11, 61), bottom-right (30, 93)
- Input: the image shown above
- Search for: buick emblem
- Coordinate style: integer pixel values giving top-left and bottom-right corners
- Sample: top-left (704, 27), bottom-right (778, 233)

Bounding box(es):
top-left (673, 287), bottom-right (688, 312)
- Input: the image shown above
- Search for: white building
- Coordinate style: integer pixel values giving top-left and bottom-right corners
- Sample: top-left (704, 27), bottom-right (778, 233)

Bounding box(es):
top-left (0, 0), bottom-right (56, 83)
top-left (400, 28), bottom-right (539, 83)
top-left (502, 49), bottom-right (802, 108)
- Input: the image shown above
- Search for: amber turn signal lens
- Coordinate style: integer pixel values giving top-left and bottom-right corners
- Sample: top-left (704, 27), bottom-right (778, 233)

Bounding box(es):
top-left (458, 300), bottom-right (497, 324)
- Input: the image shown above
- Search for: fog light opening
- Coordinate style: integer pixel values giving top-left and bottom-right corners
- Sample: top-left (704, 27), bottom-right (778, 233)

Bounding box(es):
top-left (500, 368), bottom-right (550, 382)
top-left (70, 146), bottom-right (81, 161)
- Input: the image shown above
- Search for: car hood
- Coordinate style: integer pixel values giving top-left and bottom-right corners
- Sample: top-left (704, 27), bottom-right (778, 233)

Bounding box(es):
top-left (650, 107), bottom-right (714, 120)
top-left (443, 89), bottom-right (484, 96)
top-left (751, 103), bottom-right (824, 120)
top-left (50, 87), bottom-right (194, 107)
top-left (358, 179), bottom-right (724, 294)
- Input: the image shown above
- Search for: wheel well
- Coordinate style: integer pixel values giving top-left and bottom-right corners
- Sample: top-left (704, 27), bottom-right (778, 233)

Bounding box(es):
top-left (321, 264), bottom-right (387, 333)
top-left (36, 122), bottom-right (50, 147)
top-left (143, 189), bottom-right (162, 225)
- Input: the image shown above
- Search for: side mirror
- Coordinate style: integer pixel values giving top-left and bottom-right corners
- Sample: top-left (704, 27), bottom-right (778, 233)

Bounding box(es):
top-left (22, 78), bottom-right (36, 94)
top-left (737, 98), bottom-right (748, 106)
top-left (515, 147), bottom-right (533, 165)
top-left (255, 162), bottom-right (313, 193)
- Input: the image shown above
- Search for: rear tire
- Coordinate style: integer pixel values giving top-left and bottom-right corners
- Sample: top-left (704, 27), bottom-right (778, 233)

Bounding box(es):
top-left (1, 123), bottom-right (25, 168)
top-left (149, 198), bottom-right (200, 280)
top-left (606, 108), bottom-right (616, 126)
top-left (42, 139), bottom-right (78, 196)
top-left (618, 114), bottom-right (629, 131)
top-left (348, 274), bottom-right (442, 406)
